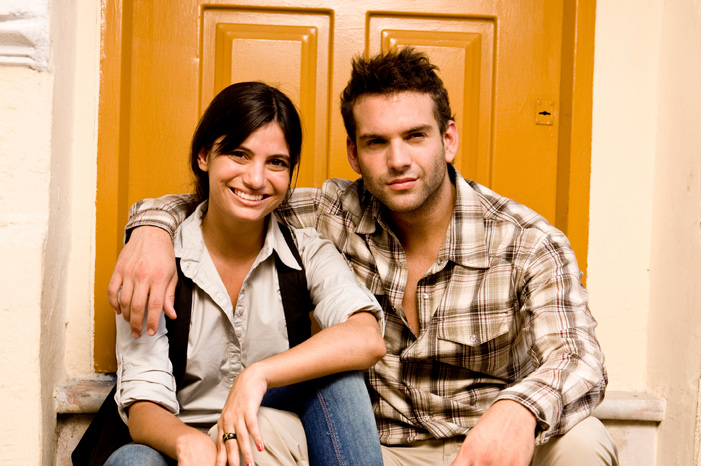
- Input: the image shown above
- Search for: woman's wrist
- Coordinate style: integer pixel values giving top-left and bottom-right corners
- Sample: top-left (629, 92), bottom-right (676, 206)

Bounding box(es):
top-left (240, 361), bottom-right (272, 390)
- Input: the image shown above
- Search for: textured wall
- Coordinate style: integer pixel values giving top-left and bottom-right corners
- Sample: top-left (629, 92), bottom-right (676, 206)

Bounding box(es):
top-left (0, 0), bottom-right (50, 70)
top-left (0, 66), bottom-right (53, 465)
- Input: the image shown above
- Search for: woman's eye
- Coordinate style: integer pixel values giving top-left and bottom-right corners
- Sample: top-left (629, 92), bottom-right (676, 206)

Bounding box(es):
top-left (225, 150), bottom-right (248, 162)
top-left (269, 158), bottom-right (290, 170)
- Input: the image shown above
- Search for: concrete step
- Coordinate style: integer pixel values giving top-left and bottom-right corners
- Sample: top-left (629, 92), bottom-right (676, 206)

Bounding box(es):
top-left (54, 376), bottom-right (664, 466)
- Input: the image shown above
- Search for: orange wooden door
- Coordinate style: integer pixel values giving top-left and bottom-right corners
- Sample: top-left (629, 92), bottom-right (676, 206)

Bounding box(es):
top-left (95, 0), bottom-right (595, 370)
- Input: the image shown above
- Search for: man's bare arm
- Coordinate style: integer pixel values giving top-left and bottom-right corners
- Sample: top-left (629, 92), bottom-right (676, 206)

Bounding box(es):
top-left (108, 226), bottom-right (178, 337)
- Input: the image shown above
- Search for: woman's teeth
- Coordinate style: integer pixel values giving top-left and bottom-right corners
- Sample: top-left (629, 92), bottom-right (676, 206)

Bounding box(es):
top-left (234, 189), bottom-right (264, 201)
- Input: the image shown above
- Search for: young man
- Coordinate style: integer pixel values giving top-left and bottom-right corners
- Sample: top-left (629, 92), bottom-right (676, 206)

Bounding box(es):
top-left (112, 48), bottom-right (617, 465)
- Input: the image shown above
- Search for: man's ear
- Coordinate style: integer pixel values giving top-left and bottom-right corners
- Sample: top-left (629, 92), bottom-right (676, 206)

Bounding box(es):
top-left (197, 148), bottom-right (209, 172)
top-left (346, 137), bottom-right (362, 175)
top-left (443, 120), bottom-right (459, 164)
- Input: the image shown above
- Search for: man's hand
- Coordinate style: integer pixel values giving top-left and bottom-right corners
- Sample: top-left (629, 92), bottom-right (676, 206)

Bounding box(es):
top-left (107, 226), bottom-right (178, 337)
top-left (451, 400), bottom-right (537, 466)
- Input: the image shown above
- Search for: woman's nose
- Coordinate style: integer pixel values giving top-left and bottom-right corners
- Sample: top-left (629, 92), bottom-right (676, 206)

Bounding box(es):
top-left (242, 161), bottom-right (266, 189)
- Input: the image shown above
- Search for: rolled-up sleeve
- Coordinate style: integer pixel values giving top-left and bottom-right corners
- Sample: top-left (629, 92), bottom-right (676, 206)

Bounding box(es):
top-left (293, 227), bottom-right (383, 331)
top-left (114, 313), bottom-right (179, 424)
top-left (494, 231), bottom-right (607, 444)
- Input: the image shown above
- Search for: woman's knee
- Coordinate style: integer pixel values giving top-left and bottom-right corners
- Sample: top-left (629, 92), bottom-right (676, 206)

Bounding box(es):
top-left (103, 443), bottom-right (173, 466)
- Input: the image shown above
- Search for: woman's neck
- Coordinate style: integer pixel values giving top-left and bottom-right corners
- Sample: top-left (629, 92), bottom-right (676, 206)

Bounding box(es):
top-left (200, 207), bottom-right (266, 262)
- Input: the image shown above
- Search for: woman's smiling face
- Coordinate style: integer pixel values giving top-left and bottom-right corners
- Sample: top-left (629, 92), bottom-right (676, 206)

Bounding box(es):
top-left (198, 121), bottom-right (291, 226)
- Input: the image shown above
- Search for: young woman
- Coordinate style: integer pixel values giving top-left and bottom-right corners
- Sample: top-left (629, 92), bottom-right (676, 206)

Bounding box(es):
top-left (87, 82), bottom-right (385, 466)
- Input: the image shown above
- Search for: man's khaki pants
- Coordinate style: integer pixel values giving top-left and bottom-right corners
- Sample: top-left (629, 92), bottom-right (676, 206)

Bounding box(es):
top-left (251, 409), bottom-right (618, 466)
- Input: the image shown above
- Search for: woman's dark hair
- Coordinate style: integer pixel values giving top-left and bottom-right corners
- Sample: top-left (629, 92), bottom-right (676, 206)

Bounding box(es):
top-left (191, 81), bottom-right (302, 203)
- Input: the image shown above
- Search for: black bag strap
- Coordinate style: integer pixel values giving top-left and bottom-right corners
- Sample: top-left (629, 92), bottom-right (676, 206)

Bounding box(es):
top-left (166, 259), bottom-right (193, 389)
top-left (275, 222), bottom-right (313, 347)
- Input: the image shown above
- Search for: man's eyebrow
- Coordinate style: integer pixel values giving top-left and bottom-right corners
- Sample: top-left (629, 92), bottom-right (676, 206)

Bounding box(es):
top-left (357, 132), bottom-right (386, 142)
top-left (357, 124), bottom-right (433, 141)
top-left (403, 124), bottom-right (433, 135)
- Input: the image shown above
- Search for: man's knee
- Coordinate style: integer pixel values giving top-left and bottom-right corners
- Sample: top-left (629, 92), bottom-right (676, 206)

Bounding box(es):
top-left (532, 417), bottom-right (618, 466)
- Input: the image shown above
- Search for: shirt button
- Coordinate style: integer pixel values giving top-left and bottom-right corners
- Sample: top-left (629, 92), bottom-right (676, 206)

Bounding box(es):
top-left (470, 334), bottom-right (479, 344)
top-left (422, 293), bottom-right (429, 300)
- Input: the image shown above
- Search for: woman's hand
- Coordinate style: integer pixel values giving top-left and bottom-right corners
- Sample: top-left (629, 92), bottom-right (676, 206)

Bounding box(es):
top-left (216, 364), bottom-right (270, 466)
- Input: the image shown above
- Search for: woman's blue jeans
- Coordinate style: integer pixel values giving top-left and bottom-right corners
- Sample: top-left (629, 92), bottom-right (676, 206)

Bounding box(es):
top-left (103, 371), bottom-right (382, 466)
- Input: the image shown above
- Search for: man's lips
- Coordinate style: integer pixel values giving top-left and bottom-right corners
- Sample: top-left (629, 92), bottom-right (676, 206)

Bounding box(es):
top-left (387, 178), bottom-right (417, 190)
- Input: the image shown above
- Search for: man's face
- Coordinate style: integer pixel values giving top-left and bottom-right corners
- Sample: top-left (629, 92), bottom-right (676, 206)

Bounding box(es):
top-left (347, 91), bottom-right (458, 216)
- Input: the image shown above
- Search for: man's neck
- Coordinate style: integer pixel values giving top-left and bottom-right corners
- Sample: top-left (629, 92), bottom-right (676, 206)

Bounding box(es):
top-left (389, 178), bottom-right (456, 254)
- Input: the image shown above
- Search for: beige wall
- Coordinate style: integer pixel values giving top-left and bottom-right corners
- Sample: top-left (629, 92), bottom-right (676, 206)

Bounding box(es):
top-left (589, 0), bottom-right (664, 393)
top-left (0, 0), bottom-right (99, 464)
top-left (589, 0), bottom-right (701, 464)
top-left (647, 0), bottom-right (701, 463)
top-left (0, 1), bottom-right (698, 464)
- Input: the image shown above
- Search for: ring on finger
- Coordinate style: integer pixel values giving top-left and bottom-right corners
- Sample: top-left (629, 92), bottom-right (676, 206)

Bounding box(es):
top-left (222, 432), bottom-right (237, 441)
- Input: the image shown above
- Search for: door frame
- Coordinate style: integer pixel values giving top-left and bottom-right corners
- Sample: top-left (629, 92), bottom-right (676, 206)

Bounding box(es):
top-left (93, 0), bottom-right (597, 371)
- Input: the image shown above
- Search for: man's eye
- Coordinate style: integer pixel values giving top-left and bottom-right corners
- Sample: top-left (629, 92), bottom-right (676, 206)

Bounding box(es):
top-left (408, 133), bottom-right (425, 140)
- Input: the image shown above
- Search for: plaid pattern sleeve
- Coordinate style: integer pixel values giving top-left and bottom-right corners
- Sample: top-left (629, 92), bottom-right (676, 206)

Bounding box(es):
top-left (303, 168), bottom-right (606, 446)
top-left (126, 194), bottom-right (199, 241)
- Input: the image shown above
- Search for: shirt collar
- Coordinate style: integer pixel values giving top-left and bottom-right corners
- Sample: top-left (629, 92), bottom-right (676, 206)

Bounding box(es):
top-left (351, 165), bottom-right (490, 269)
top-left (174, 202), bottom-right (302, 272)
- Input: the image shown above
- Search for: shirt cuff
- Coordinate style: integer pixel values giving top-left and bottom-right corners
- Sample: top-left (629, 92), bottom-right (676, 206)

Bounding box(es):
top-left (115, 368), bottom-right (179, 424)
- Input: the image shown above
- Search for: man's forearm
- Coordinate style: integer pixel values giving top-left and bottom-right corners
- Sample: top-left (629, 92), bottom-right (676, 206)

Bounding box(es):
top-left (125, 193), bottom-right (198, 241)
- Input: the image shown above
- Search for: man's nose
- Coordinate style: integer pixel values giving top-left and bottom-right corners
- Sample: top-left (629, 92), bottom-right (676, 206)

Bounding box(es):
top-left (387, 141), bottom-right (411, 170)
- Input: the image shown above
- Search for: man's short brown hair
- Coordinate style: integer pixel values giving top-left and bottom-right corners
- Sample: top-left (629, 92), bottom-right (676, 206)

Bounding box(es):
top-left (340, 47), bottom-right (455, 143)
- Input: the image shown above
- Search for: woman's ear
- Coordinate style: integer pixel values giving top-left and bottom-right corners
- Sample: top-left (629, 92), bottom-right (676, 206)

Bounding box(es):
top-left (197, 148), bottom-right (209, 172)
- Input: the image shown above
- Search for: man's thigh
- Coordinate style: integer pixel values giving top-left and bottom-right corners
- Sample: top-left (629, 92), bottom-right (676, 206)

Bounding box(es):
top-left (381, 417), bottom-right (618, 466)
top-left (381, 437), bottom-right (464, 466)
top-left (531, 416), bottom-right (618, 466)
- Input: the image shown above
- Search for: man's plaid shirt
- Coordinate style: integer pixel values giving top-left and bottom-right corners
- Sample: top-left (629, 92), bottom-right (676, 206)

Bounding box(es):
top-left (127, 165), bottom-right (607, 445)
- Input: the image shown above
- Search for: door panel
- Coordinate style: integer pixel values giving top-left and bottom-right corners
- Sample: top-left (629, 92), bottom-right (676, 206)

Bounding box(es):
top-left (95, 0), bottom-right (595, 370)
